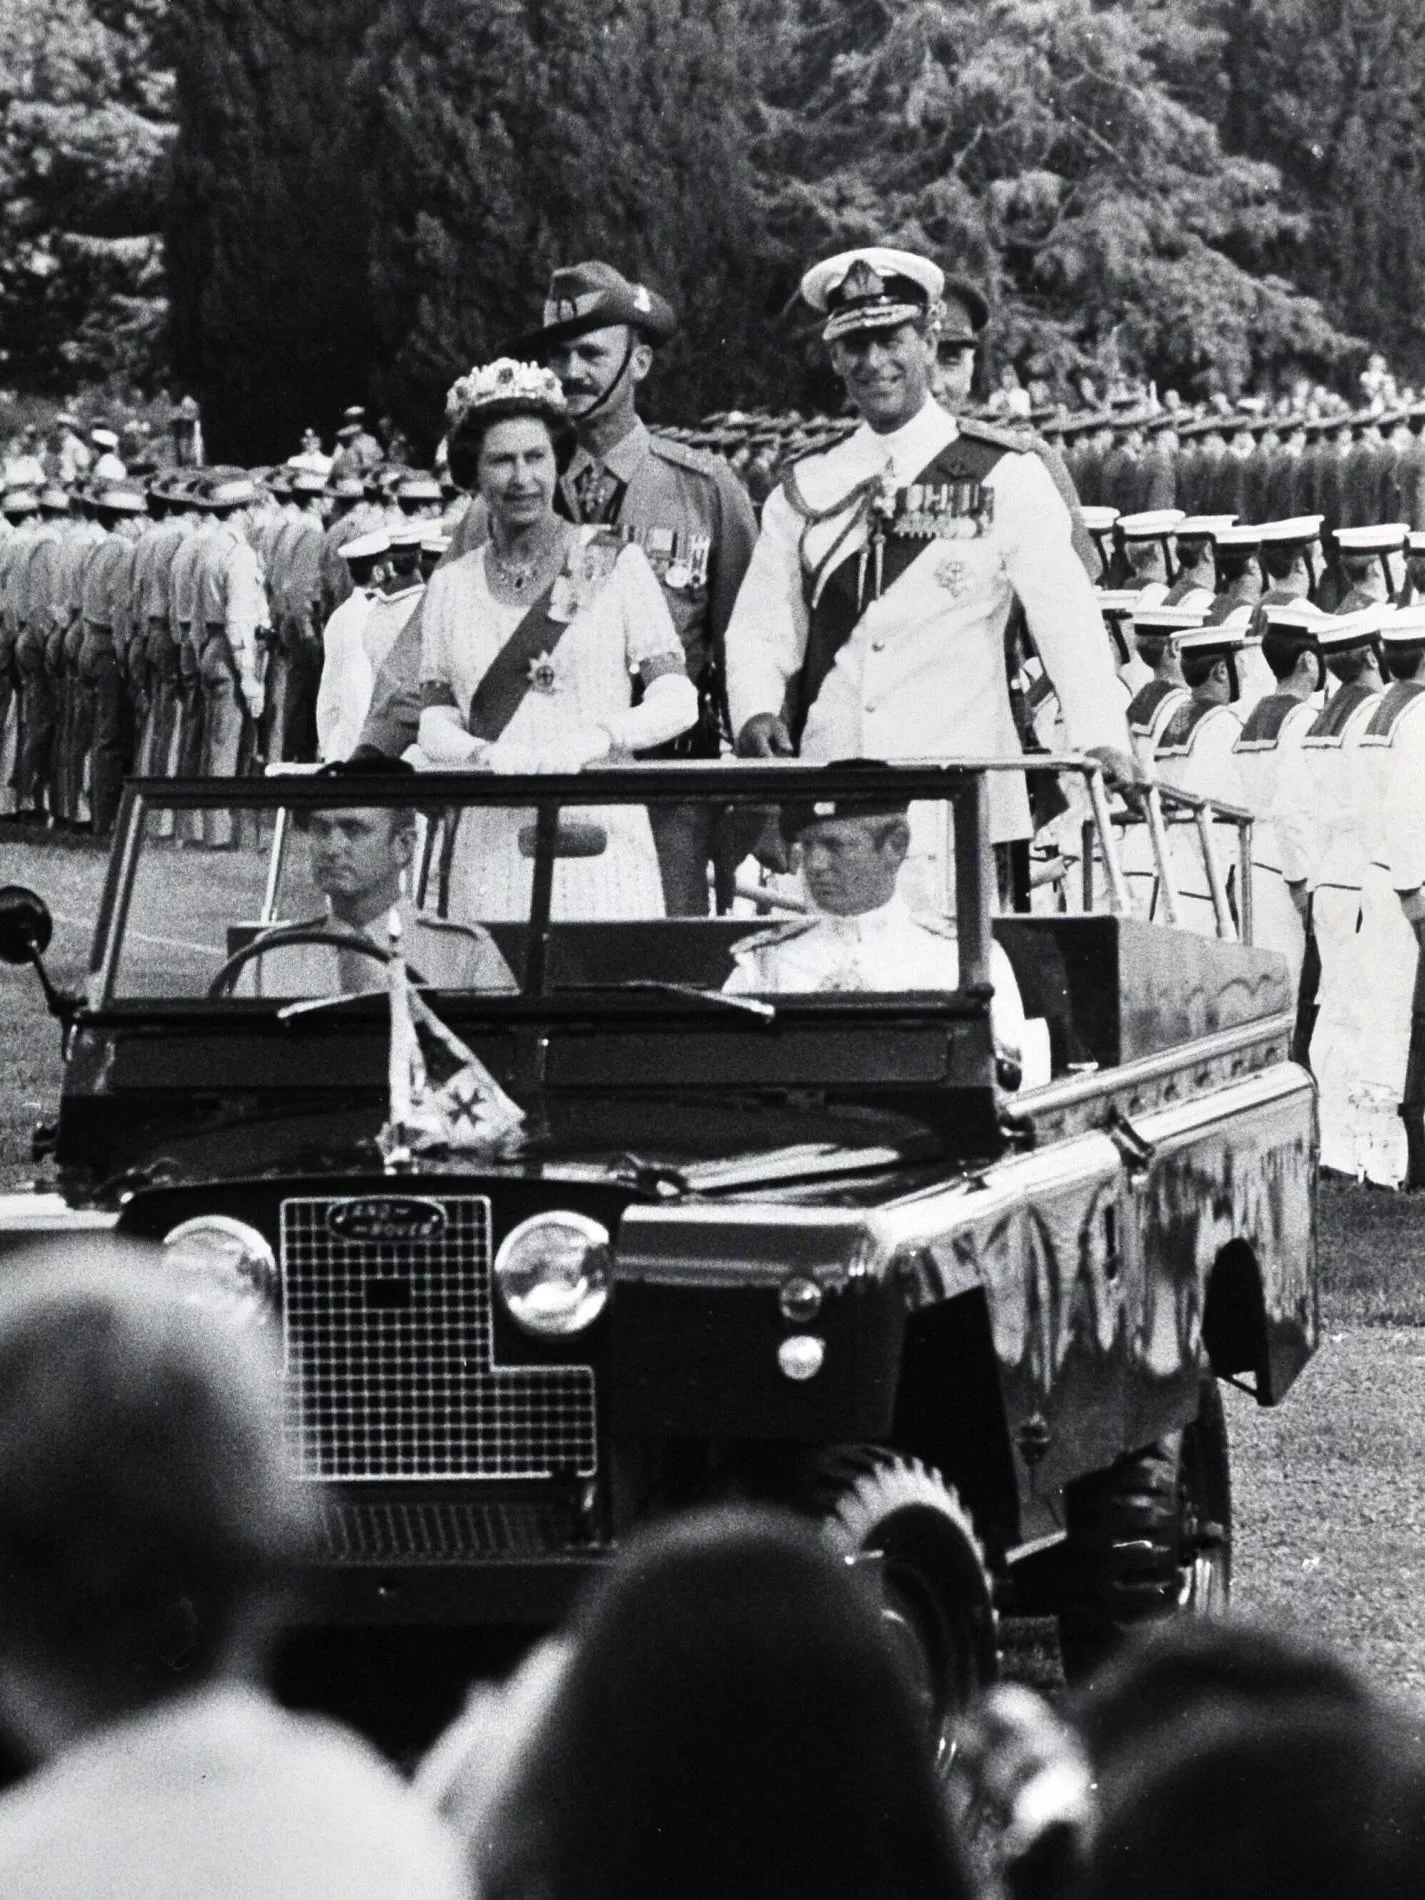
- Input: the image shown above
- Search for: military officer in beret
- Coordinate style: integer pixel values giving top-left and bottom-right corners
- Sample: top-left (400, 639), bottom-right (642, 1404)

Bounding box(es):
top-left (359, 259), bottom-right (758, 915)
top-left (725, 245), bottom-right (1138, 855)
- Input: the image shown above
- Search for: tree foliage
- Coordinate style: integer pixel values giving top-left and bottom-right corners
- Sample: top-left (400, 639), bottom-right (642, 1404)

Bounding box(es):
top-left (348, 0), bottom-right (779, 452)
top-left (0, 0), bottom-right (173, 389)
top-left (164, 0), bottom-right (383, 460)
top-left (754, 0), bottom-right (1359, 399)
top-left (1207, 0), bottom-right (1425, 382)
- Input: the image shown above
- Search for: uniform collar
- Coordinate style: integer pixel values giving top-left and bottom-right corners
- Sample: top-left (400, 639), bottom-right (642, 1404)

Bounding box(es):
top-left (849, 399), bottom-right (956, 480)
top-left (369, 582), bottom-right (424, 607)
top-left (567, 416), bottom-right (650, 486)
top-left (813, 891), bottom-right (913, 939)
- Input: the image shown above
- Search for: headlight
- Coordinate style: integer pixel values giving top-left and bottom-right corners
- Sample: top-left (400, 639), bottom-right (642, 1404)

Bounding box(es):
top-left (162, 1216), bottom-right (279, 1327)
top-left (493, 1212), bottom-right (611, 1336)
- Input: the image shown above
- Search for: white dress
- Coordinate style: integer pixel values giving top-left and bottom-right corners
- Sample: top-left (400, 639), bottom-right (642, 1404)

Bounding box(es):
top-left (419, 533), bottom-right (683, 920)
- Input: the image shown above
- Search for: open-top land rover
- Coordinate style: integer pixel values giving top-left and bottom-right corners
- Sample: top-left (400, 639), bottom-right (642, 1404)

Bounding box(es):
top-left (0, 757), bottom-right (1316, 1738)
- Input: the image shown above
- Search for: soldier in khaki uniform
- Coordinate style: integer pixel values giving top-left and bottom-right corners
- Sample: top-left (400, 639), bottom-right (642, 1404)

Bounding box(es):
top-left (74, 485), bottom-right (145, 835)
top-left (13, 485), bottom-right (72, 816)
top-left (191, 476), bottom-right (268, 846)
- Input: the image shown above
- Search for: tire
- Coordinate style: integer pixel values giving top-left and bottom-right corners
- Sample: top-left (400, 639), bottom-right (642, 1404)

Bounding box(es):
top-left (802, 1447), bottom-right (997, 1772)
top-left (1057, 1376), bottom-right (1231, 1682)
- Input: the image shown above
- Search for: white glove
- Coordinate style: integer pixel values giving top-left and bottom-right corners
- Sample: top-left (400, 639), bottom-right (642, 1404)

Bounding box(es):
top-left (600, 672), bottom-right (698, 752)
top-left (483, 731), bottom-right (610, 774)
top-left (417, 706), bottom-right (485, 764)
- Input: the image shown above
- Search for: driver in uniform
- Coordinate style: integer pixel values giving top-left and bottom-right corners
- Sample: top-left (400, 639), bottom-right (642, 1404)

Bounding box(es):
top-left (240, 806), bottom-right (517, 994)
top-left (723, 793), bottom-right (1038, 1081)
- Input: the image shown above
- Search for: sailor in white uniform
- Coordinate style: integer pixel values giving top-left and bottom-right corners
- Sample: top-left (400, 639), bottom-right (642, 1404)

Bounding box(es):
top-left (724, 793), bottom-right (1042, 1084)
top-left (1231, 601), bottom-right (1325, 987)
top-left (1113, 509), bottom-right (1185, 602)
top-left (1353, 605), bottom-right (1425, 1185)
top-left (1153, 624), bottom-right (1249, 936)
top-left (1333, 522), bottom-right (1407, 611)
top-left (1163, 515), bottom-right (1236, 608)
top-left (1274, 606), bottom-right (1388, 1173)
top-left (726, 246), bottom-right (1137, 858)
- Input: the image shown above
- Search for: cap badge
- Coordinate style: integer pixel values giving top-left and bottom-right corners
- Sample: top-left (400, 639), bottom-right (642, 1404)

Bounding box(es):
top-left (840, 260), bottom-right (884, 302)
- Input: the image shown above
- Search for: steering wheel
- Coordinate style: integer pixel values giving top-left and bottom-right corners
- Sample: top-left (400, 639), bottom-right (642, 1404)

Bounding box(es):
top-left (208, 925), bottom-right (395, 998)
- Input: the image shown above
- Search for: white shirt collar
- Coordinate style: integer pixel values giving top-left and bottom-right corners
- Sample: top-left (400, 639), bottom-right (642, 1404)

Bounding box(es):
top-left (813, 890), bottom-right (914, 940)
top-left (849, 398), bottom-right (957, 481)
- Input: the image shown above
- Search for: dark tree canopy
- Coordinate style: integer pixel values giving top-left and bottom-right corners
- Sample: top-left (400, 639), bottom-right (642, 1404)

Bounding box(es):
top-left (349, 0), bottom-right (779, 456)
top-left (164, 0), bottom-right (383, 460)
top-left (17, 0), bottom-right (1412, 450)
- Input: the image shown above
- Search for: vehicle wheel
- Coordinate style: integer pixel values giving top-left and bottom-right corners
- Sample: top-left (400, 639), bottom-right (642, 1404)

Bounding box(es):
top-left (1057, 1376), bottom-right (1231, 1682)
top-left (803, 1447), bottom-right (997, 1772)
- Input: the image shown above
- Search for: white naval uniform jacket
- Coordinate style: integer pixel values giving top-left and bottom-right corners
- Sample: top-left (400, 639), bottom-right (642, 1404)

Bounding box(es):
top-left (722, 893), bottom-right (1028, 1058)
top-left (724, 400), bottom-right (1131, 842)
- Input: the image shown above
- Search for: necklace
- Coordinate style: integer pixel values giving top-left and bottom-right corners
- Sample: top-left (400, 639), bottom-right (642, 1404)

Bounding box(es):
top-left (489, 527), bottom-right (566, 595)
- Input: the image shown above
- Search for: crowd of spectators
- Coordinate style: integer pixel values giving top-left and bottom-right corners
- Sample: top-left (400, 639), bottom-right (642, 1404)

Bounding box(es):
top-left (0, 1241), bottom-right (1414, 1900)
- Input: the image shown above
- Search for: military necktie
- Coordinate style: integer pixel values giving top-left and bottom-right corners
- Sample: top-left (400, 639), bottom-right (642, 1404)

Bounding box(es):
top-left (572, 463), bottom-right (622, 524)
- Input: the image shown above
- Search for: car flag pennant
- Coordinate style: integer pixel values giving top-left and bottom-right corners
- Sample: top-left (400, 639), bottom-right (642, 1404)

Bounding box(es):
top-left (379, 909), bottom-right (524, 1164)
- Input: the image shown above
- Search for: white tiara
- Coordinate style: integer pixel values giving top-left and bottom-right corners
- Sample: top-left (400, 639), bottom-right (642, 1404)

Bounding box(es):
top-left (446, 358), bottom-right (568, 427)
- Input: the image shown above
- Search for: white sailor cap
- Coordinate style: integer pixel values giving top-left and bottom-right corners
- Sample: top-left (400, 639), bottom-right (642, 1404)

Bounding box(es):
top-left (1132, 603), bottom-right (1210, 633)
top-left (1212, 523), bottom-right (1262, 550)
top-left (1176, 623), bottom-right (1249, 657)
top-left (90, 426), bottom-right (119, 449)
top-left (1317, 605), bottom-right (1388, 651)
top-left (420, 531), bottom-right (452, 558)
top-left (1408, 531), bottom-right (1425, 555)
top-left (387, 523), bottom-right (424, 550)
top-left (1117, 509), bottom-right (1185, 540)
top-left (1257, 601), bottom-right (1327, 634)
top-left (1174, 514), bottom-right (1238, 539)
top-left (340, 530), bottom-right (390, 563)
top-left (1334, 523), bottom-right (1408, 553)
top-left (1380, 605), bottom-right (1425, 645)
top-left (1080, 506), bottom-right (1120, 533)
top-left (1095, 587), bottom-right (1146, 614)
top-left (1257, 515), bottom-right (1325, 545)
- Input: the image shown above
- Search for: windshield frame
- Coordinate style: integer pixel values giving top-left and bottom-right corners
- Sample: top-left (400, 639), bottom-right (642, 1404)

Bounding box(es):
top-left (93, 761), bottom-right (1006, 1009)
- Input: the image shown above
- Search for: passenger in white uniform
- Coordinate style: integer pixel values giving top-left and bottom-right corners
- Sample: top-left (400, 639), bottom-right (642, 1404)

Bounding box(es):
top-left (724, 793), bottom-right (1044, 1085)
top-left (1153, 625), bottom-right (1250, 936)
top-left (1352, 606), bottom-right (1425, 1186)
top-left (1274, 606), bottom-right (1388, 1174)
top-left (1231, 602), bottom-right (1325, 987)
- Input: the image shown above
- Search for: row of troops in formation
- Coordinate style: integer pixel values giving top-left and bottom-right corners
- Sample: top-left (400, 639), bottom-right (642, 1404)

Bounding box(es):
top-left (3, 246), bottom-right (1423, 1186)
top-left (0, 459), bottom-right (456, 839)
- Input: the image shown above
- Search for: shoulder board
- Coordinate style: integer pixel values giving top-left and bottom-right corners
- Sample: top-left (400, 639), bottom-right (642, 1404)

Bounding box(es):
top-left (1235, 693), bottom-right (1305, 750)
top-left (955, 418), bottom-right (1031, 454)
top-left (413, 910), bottom-right (482, 936)
top-left (1362, 678), bottom-right (1425, 743)
top-left (1305, 680), bottom-right (1376, 743)
top-left (647, 434), bottom-right (729, 478)
top-left (1157, 696), bottom-right (1227, 756)
top-left (731, 919), bottom-right (818, 953)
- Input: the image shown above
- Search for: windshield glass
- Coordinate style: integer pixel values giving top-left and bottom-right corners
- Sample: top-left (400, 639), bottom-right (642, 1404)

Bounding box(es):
top-left (99, 773), bottom-right (984, 1006)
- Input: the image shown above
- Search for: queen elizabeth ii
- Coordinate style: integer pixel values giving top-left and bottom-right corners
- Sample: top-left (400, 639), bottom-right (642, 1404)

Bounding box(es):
top-left (416, 359), bottom-right (698, 919)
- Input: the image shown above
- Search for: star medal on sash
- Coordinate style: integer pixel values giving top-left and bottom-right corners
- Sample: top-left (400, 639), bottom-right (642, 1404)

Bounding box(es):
top-left (527, 651), bottom-right (559, 695)
top-left (936, 554), bottom-right (970, 597)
